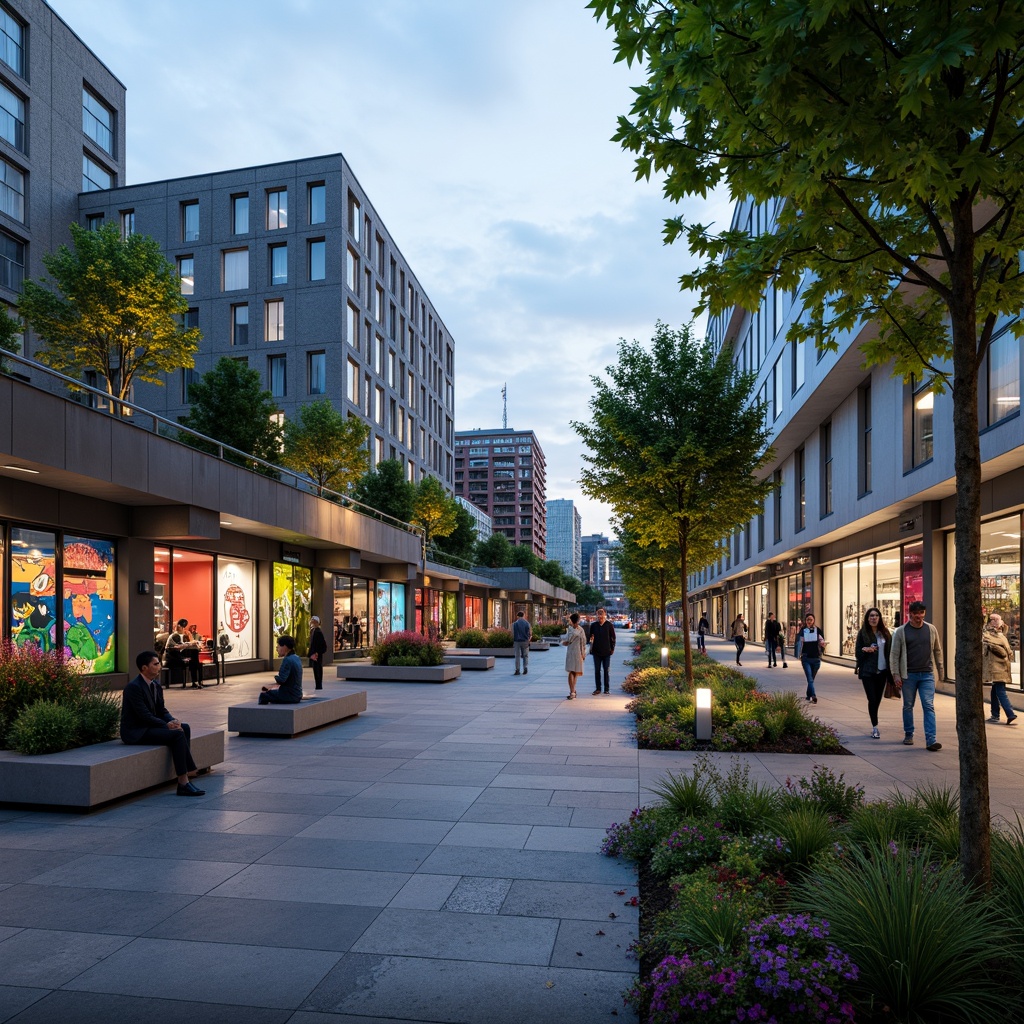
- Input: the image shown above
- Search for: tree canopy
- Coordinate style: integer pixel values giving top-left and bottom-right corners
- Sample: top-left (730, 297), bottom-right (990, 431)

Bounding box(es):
top-left (412, 475), bottom-right (459, 549)
top-left (573, 322), bottom-right (774, 680)
top-left (178, 357), bottom-right (282, 465)
top-left (590, 0), bottom-right (1024, 887)
top-left (19, 223), bottom-right (199, 408)
top-left (432, 501), bottom-right (479, 563)
top-left (475, 531), bottom-right (515, 569)
top-left (352, 459), bottom-right (416, 523)
top-left (614, 520), bottom-right (681, 640)
top-left (281, 400), bottom-right (370, 496)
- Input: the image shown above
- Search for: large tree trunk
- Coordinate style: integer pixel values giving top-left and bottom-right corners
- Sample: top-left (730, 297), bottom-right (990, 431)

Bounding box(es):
top-left (680, 518), bottom-right (692, 684)
top-left (949, 197), bottom-right (990, 890)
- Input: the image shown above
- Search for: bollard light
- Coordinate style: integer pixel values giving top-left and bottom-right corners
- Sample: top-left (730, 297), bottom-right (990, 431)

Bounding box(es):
top-left (695, 687), bottom-right (713, 742)
top-left (661, 646), bottom-right (669, 667)
top-left (650, 631), bottom-right (657, 641)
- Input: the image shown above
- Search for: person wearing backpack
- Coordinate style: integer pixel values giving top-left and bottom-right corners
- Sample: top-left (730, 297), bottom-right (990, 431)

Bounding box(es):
top-left (796, 612), bottom-right (826, 703)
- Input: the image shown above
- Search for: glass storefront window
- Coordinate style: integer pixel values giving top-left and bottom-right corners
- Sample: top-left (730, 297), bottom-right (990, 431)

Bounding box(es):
top-left (63, 535), bottom-right (116, 673)
top-left (902, 543), bottom-right (923, 620)
top-left (374, 580), bottom-right (405, 640)
top-left (822, 563), bottom-right (840, 653)
top-left (335, 575), bottom-right (373, 651)
top-left (217, 556), bottom-right (255, 660)
top-left (154, 546), bottom-right (171, 640)
top-left (876, 548), bottom-right (901, 631)
top-left (441, 592), bottom-right (457, 639)
top-left (464, 595), bottom-right (483, 629)
top-left (273, 562), bottom-right (311, 656)
top-left (841, 560), bottom-right (859, 655)
top-left (10, 527), bottom-right (57, 652)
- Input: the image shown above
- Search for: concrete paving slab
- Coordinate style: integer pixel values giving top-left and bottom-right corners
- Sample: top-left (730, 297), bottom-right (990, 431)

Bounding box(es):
top-left (0, 849), bottom-right (89, 884)
top-left (0, 823), bottom-right (138, 852)
top-left (442, 876), bottom-right (512, 914)
top-left (500, 879), bottom-right (639, 922)
top-left (256, 837), bottom-right (435, 872)
top-left (439, 822), bottom-right (532, 849)
top-left (2, 991), bottom-right (292, 1024)
top-left (296, 815), bottom-right (455, 844)
top-left (223, 812), bottom-right (323, 836)
top-left (62, 936), bottom-right (340, 1009)
top-left (0, 986), bottom-right (47, 1024)
top-left (550, 918), bottom-right (637, 971)
top-left (24, 854), bottom-right (246, 896)
top-left (492, 773), bottom-right (636, 792)
top-left (207, 863), bottom-right (410, 907)
top-left (525, 825), bottom-right (611, 853)
top-left (460, 804), bottom-right (573, 826)
top-left (0, 928), bottom-right (132, 987)
top-left (387, 873), bottom-right (461, 911)
top-left (417, 846), bottom-right (637, 885)
top-left (92, 827), bottom-right (284, 864)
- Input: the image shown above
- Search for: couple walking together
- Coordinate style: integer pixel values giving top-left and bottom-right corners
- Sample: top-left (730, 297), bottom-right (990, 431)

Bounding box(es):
top-left (560, 607), bottom-right (616, 699)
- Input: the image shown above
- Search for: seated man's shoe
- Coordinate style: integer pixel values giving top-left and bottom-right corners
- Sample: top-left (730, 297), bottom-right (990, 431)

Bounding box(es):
top-left (176, 781), bottom-right (205, 796)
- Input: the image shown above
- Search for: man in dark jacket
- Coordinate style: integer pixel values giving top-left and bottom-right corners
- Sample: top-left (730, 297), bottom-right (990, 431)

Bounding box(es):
top-left (589, 607), bottom-right (617, 695)
top-left (308, 616), bottom-right (328, 690)
top-left (120, 650), bottom-right (204, 796)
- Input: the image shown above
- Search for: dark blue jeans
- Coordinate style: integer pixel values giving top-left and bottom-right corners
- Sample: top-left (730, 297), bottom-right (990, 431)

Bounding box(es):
top-left (802, 657), bottom-right (821, 698)
top-left (593, 654), bottom-right (611, 691)
top-left (696, 632), bottom-right (706, 653)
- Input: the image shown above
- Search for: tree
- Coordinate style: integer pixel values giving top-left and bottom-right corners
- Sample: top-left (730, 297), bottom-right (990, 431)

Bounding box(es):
top-left (19, 223), bottom-right (199, 411)
top-left (575, 583), bottom-right (605, 609)
top-left (0, 309), bottom-right (18, 355)
top-left (573, 323), bottom-right (774, 682)
top-left (178, 357), bottom-right (282, 465)
top-left (412, 475), bottom-right (459, 549)
top-left (510, 544), bottom-right (544, 575)
top-left (537, 560), bottom-right (566, 588)
top-left (615, 522), bottom-right (681, 641)
top-left (432, 502), bottom-right (479, 563)
top-left (476, 532), bottom-right (515, 568)
top-left (352, 459), bottom-right (416, 523)
top-left (281, 400), bottom-right (369, 496)
top-left (591, 0), bottom-right (1023, 888)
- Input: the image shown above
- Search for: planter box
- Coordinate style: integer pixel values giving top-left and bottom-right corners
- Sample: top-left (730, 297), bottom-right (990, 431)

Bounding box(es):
top-left (444, 655), bottom-right (495, 670)
top-left (335, 663), bottom-right (462, 684)
top-left (0, 728), bottom-right (225, 811)
top-left (529, 642), bottom-right (551, 651)
top-left (229, 688), bottom-right (368, 736)
top-left (444, 646), bottom-right (515, 658)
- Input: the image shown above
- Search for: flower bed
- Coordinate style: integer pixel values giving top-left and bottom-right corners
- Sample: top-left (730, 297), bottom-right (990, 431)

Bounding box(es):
top-left (603, 756), bottom-right (1024, 1023)
top-left (369, 630), bottom-right (445, 667)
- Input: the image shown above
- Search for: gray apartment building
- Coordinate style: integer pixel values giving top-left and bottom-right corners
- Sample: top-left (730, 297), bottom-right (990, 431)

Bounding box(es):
top-left (0, 0), bottom-right (125, 326)
top-left (454, 427), bottom-right (547, 558)
top-left (76, 155), bottom-right (456, 488)
top-left (545, 498), bottom-right (581, 580)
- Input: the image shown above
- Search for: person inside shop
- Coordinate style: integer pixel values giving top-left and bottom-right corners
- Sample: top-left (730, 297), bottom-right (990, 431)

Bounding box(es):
top-left (260, 635), bottom-right (304, 704)
top-left (120, 650), bottom-right (204, 796)
top-left (165, 617), bottom-right (204, 689)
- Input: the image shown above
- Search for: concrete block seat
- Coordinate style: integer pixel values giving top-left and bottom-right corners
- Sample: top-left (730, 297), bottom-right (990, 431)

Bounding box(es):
top-left (228, 687), bottom-right (368, 736)
top-left (443, 654), bottom-right (495, 670)
top-left (529, 641), bottom-right (552, 651)
top-left (0, 728), bottom-right (225, 811)
top-left (335, 663), bottom-right (461, 684)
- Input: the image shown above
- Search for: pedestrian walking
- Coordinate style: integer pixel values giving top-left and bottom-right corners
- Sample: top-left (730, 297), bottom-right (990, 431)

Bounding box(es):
top-left (729, 613), bottom-right (747, 665)
top-left (589, 607), bottom-right (617, 694)
top-left (763, 612), bottom-right (782, 668)
top-left (696, 610), bottom-right (710, 653)
top-left (854, 607), bottom-right (894, 739)
top-left (512, 611), bottom-right (532, 676)
top-left (984, 612), bottom-right (1018, 726)
top-left (891, 600), bottom-right (944, 750)
top-left (796, 612), bottom-right (826, 703)
top-left (560, 612), bottom-right (587, 700)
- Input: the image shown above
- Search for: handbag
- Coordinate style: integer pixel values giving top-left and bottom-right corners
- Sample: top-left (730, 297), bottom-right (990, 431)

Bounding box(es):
top-left (884, 676), bottom-right (902, 699)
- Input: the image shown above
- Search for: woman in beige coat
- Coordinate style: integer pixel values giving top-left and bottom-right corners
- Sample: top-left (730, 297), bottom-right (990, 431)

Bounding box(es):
top-left (560, 612), bottom-right (588, 700)
top-left (984, 612), bottom-right (1017, 726)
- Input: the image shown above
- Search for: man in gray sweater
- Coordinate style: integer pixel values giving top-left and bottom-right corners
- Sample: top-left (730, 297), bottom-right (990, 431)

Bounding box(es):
top-left (890, 600), bottom-right (945, 751)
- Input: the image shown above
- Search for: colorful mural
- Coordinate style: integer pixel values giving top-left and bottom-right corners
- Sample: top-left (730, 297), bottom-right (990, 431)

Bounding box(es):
top-left (10, 528), bottom-right (57, 655)
top-left (218, 557), bottom-right (255, 660)
top-left (273, 562), bottom-right (311, 656)
top-left (62, 536), bottom-right (116, 674)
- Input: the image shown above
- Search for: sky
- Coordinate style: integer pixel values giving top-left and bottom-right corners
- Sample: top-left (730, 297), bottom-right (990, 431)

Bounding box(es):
top-left (53, 0), bottom-right (732, 541)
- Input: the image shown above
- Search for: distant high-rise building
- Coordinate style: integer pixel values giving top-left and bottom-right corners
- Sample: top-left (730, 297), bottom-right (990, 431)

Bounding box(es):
top-left (454, 428), bottom-right (547, 557)
top-left (545, 499), bottom-right (581, 579)
top-left (595, 540), bottom-right (624, 608)
top-left (455, 495), bottom-right (492, 542)
top-left (581, 533), bottom-right (608, 586)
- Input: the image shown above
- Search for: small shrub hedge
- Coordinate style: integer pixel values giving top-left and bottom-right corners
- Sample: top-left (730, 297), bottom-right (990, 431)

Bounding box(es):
top-left (478, 628), bottom-right (514, 648)
top-left (7, 700), bottom-right (81, 755)
top-left (453, 628), bottom-right (488, 649)
top-left (369, 630), bottom-right (445, 667)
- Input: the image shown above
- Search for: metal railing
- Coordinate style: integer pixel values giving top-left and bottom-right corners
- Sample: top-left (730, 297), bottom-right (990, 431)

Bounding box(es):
top-left (1, 351), bottom-right (424, 540)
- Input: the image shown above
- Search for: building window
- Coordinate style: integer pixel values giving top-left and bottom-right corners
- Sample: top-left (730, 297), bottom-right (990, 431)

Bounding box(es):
top-left (231, 304), bottom-right (248, 346)
top-left (910, 375), bottom-right (934, 467)
top-left (119, 209), bottom-right (134, 239)
top-left (265, 299), bottom-right (283, 342)
top-left (223, 249), bottom-right (248, 291)
top-left (82, 153), bottom-right (112, 192)
top-left (270, 244), bottom-right (287, 285)
top-left (268, 355), bottom-right (286, 397)
top-left (308, 239), bottom-right (325, 281)
top-left (859, 384), bottom-right (872, 495)
top-left (85, 212), bottom-right (104, 231)
top-left (179, 200), bottom-right (198, 243)
top-left (178, 256), bottom-right (194, 296)
top-left (375, 284), bottom-right (384, 323)
top-left (793, 336), bottom-right (806, 393)
top-left (346, 247), bottom-right (358, 291)
top-left (347, 357), bottom-right (360, 404)
top-left (184, 307), bottom-right (198, 331)
top-left (348, 193), bottom-right (361, 241)
top-left (82, 88), bottom-right (113, 154)
top-left (0, 228), bottom-right (24, 291)
top-left (267, 189), bottom-right (287, 230)
top-left (821, 422), bottom-right (833, 517)
top-left (308, 351), bottom-right (326, 395)
top-left (346, 302), bottom-right (359, 349)
top-left (0, 155), bottom-right (24, 221)
top-left (232, 194), bottom-right (249, 234)
top-left (772, 355), bottom-right (784, 421)
top-left (181, 367), bottom-right (196, 404)
top-left (309, 183), bottom-right (325, 224)
top-left (795, 447), bottom-right (806, 531)
top-left (0, 81), bottom-right (24, 151)
top-left (0, 8), bottom-right (24, 77)
top-left (375, 385), bottom-right (385, 424)
top-left (987, 327), bottom-right (1020, 425)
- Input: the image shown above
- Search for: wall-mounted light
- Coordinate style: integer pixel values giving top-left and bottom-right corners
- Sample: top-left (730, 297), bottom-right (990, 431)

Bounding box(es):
top-left (695, 688), bottom-right (712, 741)
top-left (137, 580), bottom-right (151, 595)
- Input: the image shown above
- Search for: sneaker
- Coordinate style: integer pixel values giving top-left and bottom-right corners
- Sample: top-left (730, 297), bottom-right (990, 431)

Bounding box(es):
top-left (523, 668), bottom-right (528, 675)
top-left (514, 671), bottom-right (520, 676)
top-left (592, 689), bottom-right (601, 695)
top-left (988, 716), bottom-right (1001, 724)
top-left (903, 735), bottom-right (914, 745)
top-left (926, 742), bottom-right (943, 751)
top-left (811, 696), bottom-right (817, 704)
top-left (782, 662), bottom-right (788, 668)
top-left (1008, 717), bottom-right (1018, 727)
top-left (871, 727), bottom-right (880, 739)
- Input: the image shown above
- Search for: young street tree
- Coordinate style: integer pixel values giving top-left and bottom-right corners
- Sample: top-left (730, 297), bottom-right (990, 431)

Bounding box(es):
top-left (19, 223), bottom-right (199, 411)
top-left (591, 0), bottom-right (1024, 888)
top-left (178, 357), bottom-right (282, 466)
top-left (615, 521), bottom-right (681, 642)
top-left (281, 400), bottom-right (370, 497)
top-left (412, 475), bottom-right (459, 551)
top-left (352, 459), bottom-right (416, 523)
top-left (432, 502), bottom-right (479, 564)
top-left (573, 323), bottom-right (774, 682)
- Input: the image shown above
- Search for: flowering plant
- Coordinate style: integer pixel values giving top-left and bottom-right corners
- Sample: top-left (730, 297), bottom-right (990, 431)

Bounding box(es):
top-left (369, 630), bottom-right (445, 667)
top-left (601, 804), bottom-right (678, 862)
top-left (0, 640), bottom-right (86, 747)
top-left (651, 821), bottom-right (729, 877)
top-left (638, 913), bottom-right (857, 1024)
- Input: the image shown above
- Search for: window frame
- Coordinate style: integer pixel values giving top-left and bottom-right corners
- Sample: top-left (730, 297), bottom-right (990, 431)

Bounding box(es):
top-left (269, 243), bottom-right (287, 286)
top-left (82, 86), bottom-right (114, 155)
top-left (308, 350), bottom-right (326, 395)
top-left (231, 303), bottom-right (248, 346)
top-left (266, 188), bottom-right (287, 230)
top-left (222, 248), bottom-right (248, 292)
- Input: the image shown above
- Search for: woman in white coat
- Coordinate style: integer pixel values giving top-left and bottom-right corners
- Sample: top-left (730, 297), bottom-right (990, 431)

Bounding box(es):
top-left (560, 612), bottom-right (588, 700)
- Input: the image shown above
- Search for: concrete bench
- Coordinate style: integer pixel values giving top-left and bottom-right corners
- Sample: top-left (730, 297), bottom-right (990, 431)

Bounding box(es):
top-left (444, 654), bottom-right (495, 670)
top-left (0, 728), bottom-right (225, 811)
top-left (228, 688), bottom-right (368, 736)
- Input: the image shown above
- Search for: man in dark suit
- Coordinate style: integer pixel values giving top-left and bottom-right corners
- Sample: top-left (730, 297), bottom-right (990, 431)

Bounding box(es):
top-left (120, 650), bottom-right (204, 796)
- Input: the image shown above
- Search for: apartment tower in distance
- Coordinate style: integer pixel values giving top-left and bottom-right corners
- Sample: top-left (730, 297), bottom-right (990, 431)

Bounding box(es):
top-left (454, 428), bottom-right (547, 558)
top-left (545, 498), bottom-right (581, 580)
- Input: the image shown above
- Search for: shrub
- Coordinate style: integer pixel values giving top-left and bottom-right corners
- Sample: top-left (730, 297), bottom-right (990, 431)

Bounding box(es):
top-left (730, 719), bottom-right (764, 746)
top-left (75, 690), bottom-right (120, 746)
top-left (782, 765), bottom-right (865, 821)
top-left (650, 820), bottom-right (729, 878)
top-left (453, 627), bottom-right (488, 649)
top-left (712, 758), bottom-right (782, 834)
top-left (602, 803), bottom-right (679, 862)
top-left (622, 666), bottom-right (687, 695)
top-left (796, 844), bottom-right (1007, 1023)
top-left (8, 700), bottom-right (80, 755)
top-left (635, 718), bottom-right (697, 751)
top-left (479, 628), bottom-right (514, 648)
top-left (0, 640), bottom-right (85, 747)
top-left (369, 630), bottom-right (445, 667)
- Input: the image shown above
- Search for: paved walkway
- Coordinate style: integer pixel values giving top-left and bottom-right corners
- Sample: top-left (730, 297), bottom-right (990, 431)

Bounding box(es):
top-left (1, 636), bottom-right (1021, 1023)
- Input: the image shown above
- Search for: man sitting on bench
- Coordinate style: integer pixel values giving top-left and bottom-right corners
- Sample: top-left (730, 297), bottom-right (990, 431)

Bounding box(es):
top-left (260, 635), bottom-right (303, 704)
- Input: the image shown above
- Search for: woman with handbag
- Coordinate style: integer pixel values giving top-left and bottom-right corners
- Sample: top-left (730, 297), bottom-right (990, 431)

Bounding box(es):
top-left (984, 612), bottom-right (1017, 726)
top-left (854, 607), bottom-right (894, 739)
top-left (560, 613), bottom-right (588, 700)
